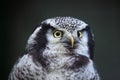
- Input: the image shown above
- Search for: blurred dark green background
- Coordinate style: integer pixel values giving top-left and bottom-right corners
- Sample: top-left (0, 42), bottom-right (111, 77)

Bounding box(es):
top-left (2, 0), bottom-right (120, 80)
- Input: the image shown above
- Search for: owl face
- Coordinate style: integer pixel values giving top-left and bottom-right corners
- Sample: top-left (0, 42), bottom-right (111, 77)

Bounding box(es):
top-left (46, 25), bottom-right (87, 45)
top-left (45, 24), bottom-right (89, 57)
top-left (27, 17), bottom-right (94, 61)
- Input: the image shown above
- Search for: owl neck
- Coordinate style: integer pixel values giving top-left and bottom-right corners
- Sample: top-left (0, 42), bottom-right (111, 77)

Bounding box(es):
top-left (29, 43), bottom-right (90, 71)
top-left (42, 53), bottom-right (90, 72)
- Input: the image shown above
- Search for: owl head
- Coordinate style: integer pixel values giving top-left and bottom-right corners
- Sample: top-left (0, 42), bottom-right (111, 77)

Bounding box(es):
top-left (26, 17), bottom-right (94, 62)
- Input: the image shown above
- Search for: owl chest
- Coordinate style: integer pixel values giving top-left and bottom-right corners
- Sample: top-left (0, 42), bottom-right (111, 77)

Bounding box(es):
top-left (45, 69), bottom-right (88, 80)
top-left (46, 71), bottom-right (64, 80)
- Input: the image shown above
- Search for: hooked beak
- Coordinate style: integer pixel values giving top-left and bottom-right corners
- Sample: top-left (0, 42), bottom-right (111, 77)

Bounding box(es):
top-left (70, 36), bottom-right (74, 48)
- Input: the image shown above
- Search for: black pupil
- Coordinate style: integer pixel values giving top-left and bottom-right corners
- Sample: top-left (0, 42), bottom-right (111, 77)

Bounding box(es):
top-left (77, 31), bottom-right (80, 36)
top-left (56, 32), bottom-right (60, 36)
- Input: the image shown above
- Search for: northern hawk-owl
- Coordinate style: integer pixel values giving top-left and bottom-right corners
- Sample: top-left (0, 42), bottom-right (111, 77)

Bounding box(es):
top-left (9, 17), bottom-right (100, 80)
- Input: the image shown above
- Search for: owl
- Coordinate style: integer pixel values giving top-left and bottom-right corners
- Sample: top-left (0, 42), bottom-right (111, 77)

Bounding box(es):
top-left (9, 17), bottom-right (100, 80)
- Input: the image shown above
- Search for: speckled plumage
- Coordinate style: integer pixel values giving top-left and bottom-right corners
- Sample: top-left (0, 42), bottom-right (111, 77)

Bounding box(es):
top-left (9, 17), bottom-right (100, 80)
top-left (43, 17), bottom-right (87, 33)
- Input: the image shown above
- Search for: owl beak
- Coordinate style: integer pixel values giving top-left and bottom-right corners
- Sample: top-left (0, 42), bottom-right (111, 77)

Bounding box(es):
top-left (70, 36), bottom-right (74, 48)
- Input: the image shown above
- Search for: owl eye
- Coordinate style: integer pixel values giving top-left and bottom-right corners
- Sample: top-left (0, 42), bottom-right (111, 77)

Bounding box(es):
top-left (78, 31), bottom-right (82, 38)
top-left (53, 30), bottom-right (63, 38)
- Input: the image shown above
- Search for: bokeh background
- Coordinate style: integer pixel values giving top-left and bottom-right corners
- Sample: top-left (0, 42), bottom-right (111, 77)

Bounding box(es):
top-left (2, 0), bottom-right (120, 80)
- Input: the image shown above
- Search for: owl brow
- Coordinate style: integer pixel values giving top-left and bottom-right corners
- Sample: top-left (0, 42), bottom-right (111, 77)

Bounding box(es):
top-left (80, 26), bottom-right (90, 32)
top-left (42, 23), bottom-right (56, 31)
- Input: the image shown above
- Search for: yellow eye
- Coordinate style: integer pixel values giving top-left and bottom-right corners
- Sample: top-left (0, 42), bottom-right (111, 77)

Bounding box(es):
top-left (78, 31), bottom-right (82, 38)
top-left (53, 30), bottom-right (63, 38)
